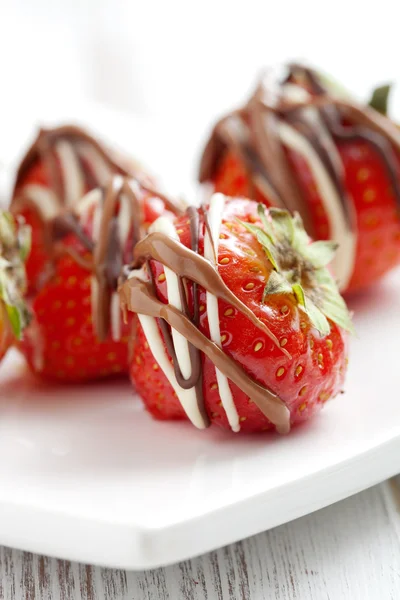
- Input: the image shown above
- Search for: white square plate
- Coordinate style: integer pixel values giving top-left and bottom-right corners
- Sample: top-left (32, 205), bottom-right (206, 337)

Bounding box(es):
top-left (0, 106), bottom-right (399, 570)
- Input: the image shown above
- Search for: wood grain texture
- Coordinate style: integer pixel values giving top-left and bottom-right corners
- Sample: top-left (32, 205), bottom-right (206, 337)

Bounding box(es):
top-left (1, 478), bottom-right (400, 600)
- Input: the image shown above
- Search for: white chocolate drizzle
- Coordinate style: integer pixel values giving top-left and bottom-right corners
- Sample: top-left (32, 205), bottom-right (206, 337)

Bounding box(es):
top-left (55, 141), bottom-right (85, 208)
top-left (15, 185), bottom-right (60, 221)
top-left (204, 194), bottom-right (240, 432)
top-left (278, 119), bottom-right (356, 289)
top-left (77, 143), bottom-right (112, 183)
top-left (145, 216), bottom-right (205, 428)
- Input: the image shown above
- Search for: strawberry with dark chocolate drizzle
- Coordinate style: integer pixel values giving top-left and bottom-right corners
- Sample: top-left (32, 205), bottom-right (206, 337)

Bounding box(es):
top-left (20, 175), bottom-right (179, 382)
top-left (120, 195), bottom-right (352, 434)
top-left (11, 124), bottom-right (150, 295)
top-left (199, 64), bottom-right (400, 293)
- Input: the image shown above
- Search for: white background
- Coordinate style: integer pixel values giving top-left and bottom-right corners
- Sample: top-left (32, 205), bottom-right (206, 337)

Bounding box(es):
top-left (1, 0), bottom-right (399, 201)
top-left (1, 0), bottom-right (399, 126)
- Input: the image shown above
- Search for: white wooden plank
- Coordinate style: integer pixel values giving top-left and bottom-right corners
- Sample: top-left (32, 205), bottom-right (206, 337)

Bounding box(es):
top-left (1, 479), bottom-right (400, 600)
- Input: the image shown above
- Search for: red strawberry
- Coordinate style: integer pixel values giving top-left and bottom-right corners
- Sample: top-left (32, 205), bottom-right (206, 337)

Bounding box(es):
top-left (11, 125), bottom-right (148, 295)
top-left (337, 141), bottom-right (400, 290)
top-left (20, 176), bottom-right (178, 382)
top-left (199, 64), bottom-right (400, 293)
top-left (0, 211), bottom-right (30, 360)
top-left (121, 195), bottom-right (352, 434)
top-left (20, 256), bottom-right (130, 381)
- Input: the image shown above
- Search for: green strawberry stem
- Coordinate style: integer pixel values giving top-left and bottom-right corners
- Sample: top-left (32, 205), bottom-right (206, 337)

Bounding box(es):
top-left (238, 205), bottom-right (354, 337)
top-left (0, 212), bottom-right (31, 339)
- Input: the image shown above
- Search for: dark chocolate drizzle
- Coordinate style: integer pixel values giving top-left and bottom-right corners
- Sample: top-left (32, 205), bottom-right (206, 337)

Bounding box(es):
top-left (51, 213), bottom-right (94, 251)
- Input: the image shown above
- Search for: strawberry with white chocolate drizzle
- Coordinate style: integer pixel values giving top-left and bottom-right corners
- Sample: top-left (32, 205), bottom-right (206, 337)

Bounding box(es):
top-left (120, 195), bottom-right (353, 433)
top-left (200, 64), bottom-right (400, 293)
top-left (11, 124), bottom-right (151, 294)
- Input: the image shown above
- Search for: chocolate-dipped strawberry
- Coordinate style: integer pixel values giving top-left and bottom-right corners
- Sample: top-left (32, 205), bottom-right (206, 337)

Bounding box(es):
top-left (199, 64), bottom-right (400, 293)
top-left (0, 211), bottom-right (30, 361)
top-left (20, 175), bottom-right (179, 382)
top-left (120, 194), bottom-right (352, 434)
top-left (11, 124), bottom-right (150, 294)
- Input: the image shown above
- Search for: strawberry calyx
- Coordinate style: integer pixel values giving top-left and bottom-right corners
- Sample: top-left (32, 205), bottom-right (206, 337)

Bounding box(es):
top-left (0, 212), bottom-right (31, 339)
top-left (238, 205), bottom-right (354, 337)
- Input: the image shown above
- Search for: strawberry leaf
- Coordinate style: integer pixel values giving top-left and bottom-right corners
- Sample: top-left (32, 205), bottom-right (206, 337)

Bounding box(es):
top-left (237, 207), bottom-right (354, 337)
top-left (0, 270), bottom-right (11, 305)
top-left (303, 240), bottom-right (339, 268)
top-left (256, 230), bottom-right (280, 271)
top-left (18, 223), bottom-right (31, 262)
top-left (313, 269), bottom-right (354, 334)
top-left (238, 219), bottom-right (279, 270)
top-left (257, 204), bottom-right (276, 241)
top-left (269, 207), bottom-right (295, 243)
top-left (263, 270), bottom-right (292, 301)
top-left (319, 287), bottom-right (355, 334)
top-left (304, 298), bottom-right (330, 337)
top-left (292, 212), bottom-right (310, 250)
top-left (369, 83), bottom-right (391, 116)
top-left (292, 283), bottom-right (306, 307)
top-left (5, 304), bottom-right (21, 339)
top-left (0, 211), bottom-right (30, 340)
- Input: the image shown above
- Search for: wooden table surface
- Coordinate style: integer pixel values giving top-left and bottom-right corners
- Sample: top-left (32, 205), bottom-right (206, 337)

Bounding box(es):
top-left (2, 476), bottom-right (399, 600)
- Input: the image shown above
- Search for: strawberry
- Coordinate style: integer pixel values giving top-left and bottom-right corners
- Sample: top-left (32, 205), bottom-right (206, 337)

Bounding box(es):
top-left (199, 64), bottom-right (400, 293)
top-left (20, 176), bottom-right (178, 382)
top-left (0, 211), bottom-right (30, 360)
top-left (121, 195), bottom-right (353, 434)
top-left (11, 125), bottom-right (148, 295)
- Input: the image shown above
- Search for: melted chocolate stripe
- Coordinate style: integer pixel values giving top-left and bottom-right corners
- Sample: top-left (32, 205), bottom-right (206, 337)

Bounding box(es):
top-left (199, 113), bottom-right (243, 184)
top-left (332, 125), bottom-right (400, 209)
top-left (286, 95), bottom-right (400, 210)
top-left (123, 180), bottom-right (143, 250)
top-left (152, 253), bottom-right (201, 389)
top-left (283, 69), bottom-right (358, 227)
top-left (93, 178), bottom-right (124, 340)
top-left (120, 277), bottom-right (290, 433)
top-left (53, 246), bottom-right (93, 271)
top-left (290, 64), bottom-right (327, 95)
top-left (38, 135), bottom-right (64, 203)
top-left (249, 90), bottom-right (309, 219)
top-left (181, 206), bottom-right (203, 389)
top-left (104, 217), bottom-right (123, 290)
top-left (133, 232), bottom-right (290, 358)
top-left (13, 125), bottom-right (133, 195)
top-left (146, 256), bottom-right (209, 424)
top-left (288, 115), bottom-right (353, 226)
top-left (219, 116), bottom-right (282, 206)
top-left (145, 256), bottom-right (181, 381)
top-left (51, 213), bottom-right (94, 251)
